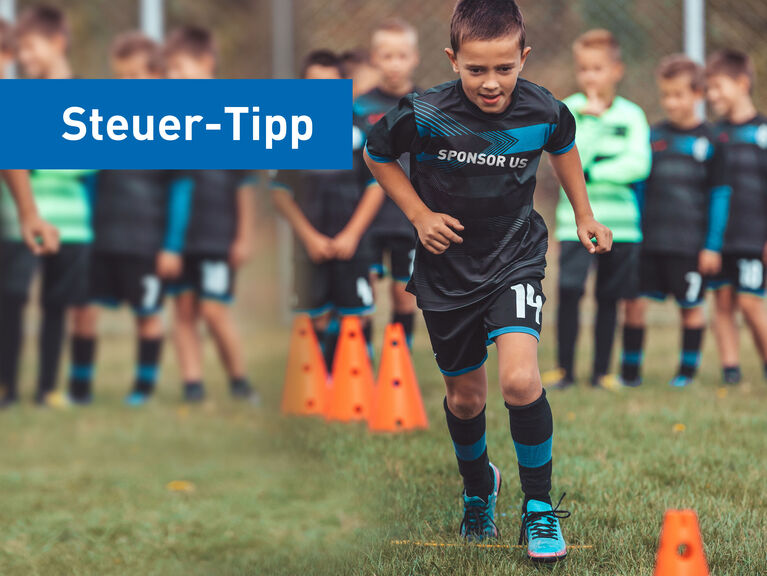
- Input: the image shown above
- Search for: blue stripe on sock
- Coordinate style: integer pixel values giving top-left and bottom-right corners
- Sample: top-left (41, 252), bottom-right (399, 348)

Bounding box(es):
top-left (136, 365), bottom-right (158, 383)
top-left (681, 350), bottom-right (701, 367)
top-left (70, 365), bottom-right (93, 381)
top-left (513, 435), bottom-right (552, 469)
top-left (453, 432), bottom-right (486, 462)
top-left (622, 351), bottom-right (642, 365)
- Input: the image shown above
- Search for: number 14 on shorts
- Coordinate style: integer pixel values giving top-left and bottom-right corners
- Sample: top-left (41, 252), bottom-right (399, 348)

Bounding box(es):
top-left (510, 283), bottom-right (542, 325)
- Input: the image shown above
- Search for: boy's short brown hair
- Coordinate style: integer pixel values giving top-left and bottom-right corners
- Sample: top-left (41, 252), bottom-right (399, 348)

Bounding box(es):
top-left (111, 31), bottom-right (164, 74)
top-left (706, 49), bottom-right (754, 90)
top-left (15, 4), bottom-right (69, 42)
top-left (0, 18), bottom-right (14, 53)
top-left (573, 29), bottom-right (621, 61)
top-left (164, 25), bottom-right (217, 61)
top-left (300, 49), bottom-right (343, 79)
top-left (450, 0), bottom-right (526, 54)
top-left (372, 17), bottom-right (418, 47)
top-left (656, 54), bottom-right (705, 92)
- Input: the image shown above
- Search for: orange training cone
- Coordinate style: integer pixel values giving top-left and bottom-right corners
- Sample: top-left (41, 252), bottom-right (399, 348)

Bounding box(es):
top-left (281, 315), bottom-right (328, 416)
top-left (653, 509), bottom-right (709, 576)
top-left (325, 316), bottom-right (373, 422)
top-left (369, 323), bottom-right (428, 432)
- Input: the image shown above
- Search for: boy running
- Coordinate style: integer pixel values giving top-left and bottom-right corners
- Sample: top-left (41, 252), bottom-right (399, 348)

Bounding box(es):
top-left (365, 0), bottom-right (611, 561)
top-left (705, 50), bottom-right (767, 385)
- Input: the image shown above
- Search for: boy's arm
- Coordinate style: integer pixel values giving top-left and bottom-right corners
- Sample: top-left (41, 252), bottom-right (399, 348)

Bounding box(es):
top-left (158, 175), bottom-right (194, 279)
top-left (549, 146), bottom-right (612, 254)
top-left (332, 182), bottom-right (385, 260)
top-left (0, 169), bottom-right (59, 255)
top-left (363, 152), bottom-right (463, 255)
top-left (230, 178), bottom-right (256, 268)
top-left (700, 142), bottom-right (730, 274)
top-left (584, 109), bottom-right (652, 185)
top-left (270, 180), bottom-right (334, 263)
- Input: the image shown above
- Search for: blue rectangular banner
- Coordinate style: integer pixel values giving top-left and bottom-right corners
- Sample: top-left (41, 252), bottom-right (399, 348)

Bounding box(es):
top-left (0, 79), bottom-right (352, 169)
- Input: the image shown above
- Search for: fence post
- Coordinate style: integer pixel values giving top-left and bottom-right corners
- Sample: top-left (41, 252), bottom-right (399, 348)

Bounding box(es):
top-left (140, 0), bottom-right (165, 42)
top-left (272, 0), bottom-right (295, 323)
top-left (684, 0), bottom-right (705, 117)
top-left (0, 0), bottom-right (15, 78)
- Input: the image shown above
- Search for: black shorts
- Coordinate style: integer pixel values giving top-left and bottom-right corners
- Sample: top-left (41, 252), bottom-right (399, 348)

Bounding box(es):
top-left (294, 257), bottom-right (374, 317)
top-left (168, 255), bottom-right (236, 303)
top-left (369, 231), bottom-right (416, 283)
top-left (709, 253), bottom-right (766, 296)
top-left (422, 278), bottom-right (545, 376)
top-left (640, 252), bottom-right (705, 307)
top-left (558, 241), bottom-right (640, 300)
top-left (90, 252), bottom-right (164, 315)
top-left (0, 241), bottom-right (90, 307)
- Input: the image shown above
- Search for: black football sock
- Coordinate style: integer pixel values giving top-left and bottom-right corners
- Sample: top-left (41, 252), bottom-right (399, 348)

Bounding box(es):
top-left (322, 317), bottom-right (339, 371)
top-left (0, 295), bottom-right (24, 400)
top-left (506, 390), bottom-right (553, 507)
top-left (621, 326), bottom-right (645, 381)
top-left (557, 288), bottom-right (581, 381)
top-left (593, 298), bottom-right (618, 378)
top-left (134, 337), bottom-right (162, 395)
top-left (37, 305), bottom-right (66, 399)
top-left (69, 336), bottom-right (96, 400)
top-left (362, 321), bottom-right (374, 361)
top-left (392, 312), bottom-right (415, 349)
top-left (444, 398), bottom-right (493, 498)
top-left (679, 327), bottom-right (704, 378)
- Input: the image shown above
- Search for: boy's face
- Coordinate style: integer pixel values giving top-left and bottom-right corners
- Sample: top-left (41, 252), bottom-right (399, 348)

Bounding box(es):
top-left (0, 49), bottom-right (13, 76)
top-left (349, 62), bottom-right (381, 99)
top-left (17, 32), bottom-right (65, 79)
top-left (658, 75), bottom-right (702, 125)
top-left (370, 31), bottom-right (419, 90)
top-left (706, 73), bottom-right (749, 118)
top-left (304, 64), bottom-right (342, 81)
top-left (111, 53), bottom-right (158, 79)
top-left (446, 36), bottom-right (531, 115)
top-left (165, 52), bottom-right (214, 79)
top-left (574, 47), bottom-right (624, 99)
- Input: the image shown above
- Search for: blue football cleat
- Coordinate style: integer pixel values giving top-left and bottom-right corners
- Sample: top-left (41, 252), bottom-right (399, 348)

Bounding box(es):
top-left (519, 493), bottom-right (570, 563)
top-left (124, 391), bottom-right (151, 407)
top-left (669, 374), bottom-right (692, 388)
top-left (460, 462), bottom-right (502, 541)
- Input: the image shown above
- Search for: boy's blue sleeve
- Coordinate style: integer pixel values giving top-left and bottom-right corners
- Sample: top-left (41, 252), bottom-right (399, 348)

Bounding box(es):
top-left (163, 175), bottom-right (194, 253)
top-left (365, 93), bottom-right (420, 163)
top-left (80, 171), bottom-right (99, 211)
top-left (704, 143), bottom-right (731, 252)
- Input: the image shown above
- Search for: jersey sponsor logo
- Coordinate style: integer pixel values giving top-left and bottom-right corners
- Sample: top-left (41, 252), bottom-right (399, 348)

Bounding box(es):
top-left (436, 149), bottom-right (529, 168)
top-left (692, 137), bottom-right (711, 162)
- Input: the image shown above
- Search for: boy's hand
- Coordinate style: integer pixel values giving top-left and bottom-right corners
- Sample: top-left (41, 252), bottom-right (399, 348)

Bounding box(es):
top-left (157, 250), bottom-right (183, 279)
top-left (305, 231), bottom-right (335, 263)
top-left (20, 215), bottom-right (59, 255)
top-left (331, 229), bottom-right (360, 261)
top-left (412, 210), bottom-right (464, 255)
top-left (699, 249), bottom-right (722, 276)
top-left (576, 216), bottom-right (612, 254)
top-left (580, 89), bottom-right (608, 117)
top-left (229, 237), bottom-right (254, 268)
top-left (762, 242), bottom-right (767, 266)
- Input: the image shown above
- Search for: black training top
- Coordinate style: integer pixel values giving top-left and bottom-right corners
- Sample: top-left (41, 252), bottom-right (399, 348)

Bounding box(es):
top-left (715, 115), bottom-right (767, 255)
top-left (642, 121), bottom-right (726, 255)
top-left (354, 87), bottom-right (418, 238)
top-left (365, 78), bottom-right (576, 311)
top-left (184, 170), bottom-right (252, 256)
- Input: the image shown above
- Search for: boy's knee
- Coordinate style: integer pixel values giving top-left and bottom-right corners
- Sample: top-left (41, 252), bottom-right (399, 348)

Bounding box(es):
top-left (200, 300), bottom-right (228, 325)
top-left (500, 367), bottom-right (541, 403)
top-left (445, 389), bottom-right (484, 419)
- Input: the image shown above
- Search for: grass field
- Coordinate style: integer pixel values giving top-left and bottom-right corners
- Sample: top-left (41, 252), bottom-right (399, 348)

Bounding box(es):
top-left (1, 249), bottom-right (766, 575)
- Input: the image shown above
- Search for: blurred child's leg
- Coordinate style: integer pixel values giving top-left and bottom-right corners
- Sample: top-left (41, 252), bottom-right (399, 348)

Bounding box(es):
top-left (675, 306), bottom-right (705, 383)
top-left (173, 292), bottom-right (204, 393)
top-left (391, 282), bottom-right (416, 349)
top-left (69, 305), bottom-right (99, 402)
top-left (620, 298), bottom-right (647, 386)
top-left (712, 287), bottom-right (741, 383)
top-left (736, 293), bottom-right (767, 376)
top-left (130, 313), bottom-right (163, 398)
top-left (199, 299), bottom-right (249, 395)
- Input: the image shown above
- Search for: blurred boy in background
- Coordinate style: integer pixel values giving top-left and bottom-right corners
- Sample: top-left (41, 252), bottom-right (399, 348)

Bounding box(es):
top-left (546, 29), bottom-right (651, 390)
top-left (341, 49), bottom-right (381, 100)
top-left (0, 5), bottom-right (94, 407)
top-left (67, 32), bottom-right (195, 406)
top-left (164, 26), bottom-right (258, 403)
top-left (705, 50), bottom-right (767, 385)
top-left (624, 55), bottom-right (728, 388)
top-left (0, 18), bottom-right (14, 77)
top-left (354, 18), bottom-right (420, 349)
top-left (272, 50), bottom-right (383, 369)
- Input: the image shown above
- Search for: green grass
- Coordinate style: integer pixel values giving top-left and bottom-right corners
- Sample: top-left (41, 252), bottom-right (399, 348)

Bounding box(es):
top-left (1, 291), bottom-right (766, 575)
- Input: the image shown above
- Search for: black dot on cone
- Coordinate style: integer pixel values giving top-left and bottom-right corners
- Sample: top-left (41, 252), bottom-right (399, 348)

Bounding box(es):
top-left (391, 340), bottom-right (399, 347)
top-left (351, 368), bottom-right (359, 376)
top-left (395, 419), bottom-right (403, 427)
top-left (299, 329), bottom-right (307, 336)
top-left (302, 364), bottom-right (311, 372)
top-left (349, 332), bottom-right (357, 339)
top-left (354, 405), bottom-right (362, 413)
top-left (307, 399), bottom-right (315, 408)
top-left (393, 379), bottom-right (401, 387)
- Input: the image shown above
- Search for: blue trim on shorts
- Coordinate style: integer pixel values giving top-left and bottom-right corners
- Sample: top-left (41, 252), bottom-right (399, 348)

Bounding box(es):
top-left (200, 293), bottom-right (234, 304)
top-left (166, 284), bottom-right (194, 296)
top-left (133, 306), bottom-right (163, 318)
top-left (440, 352), bottom-right (488, 377)
top-left (392, 275), bottom-right (411, 284)
top-left (294, 303), bottom-right (333, 318)
top-left (336, 305), bottom-right (375, 317)
top-left (641, 291), bottom-right (666, 302)
top-left (370, 263), bottom-right (387, 277)
top-left (487, 326), bottom-right (540, 342)
top-left (737, 287), bottom-right (766, 297)
top-left (707, 280), bottom-right (731, 291)
top-left (677, 298), bottom-right (705, 309)
top-left (94, 297), bottom-right (120, 309)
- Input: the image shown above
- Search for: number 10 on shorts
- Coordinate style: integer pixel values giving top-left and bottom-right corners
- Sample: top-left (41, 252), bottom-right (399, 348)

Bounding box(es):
top-left (510, 283), bottom-right (543, 325)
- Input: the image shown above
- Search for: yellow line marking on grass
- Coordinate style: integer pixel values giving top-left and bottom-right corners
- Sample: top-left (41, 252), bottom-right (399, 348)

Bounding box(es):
top-left (390, 540), bottom-right (593, 550)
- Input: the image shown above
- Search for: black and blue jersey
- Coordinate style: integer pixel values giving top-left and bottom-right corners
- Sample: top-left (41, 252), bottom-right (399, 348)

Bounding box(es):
top-left (714, 115), bottom-right (767, 255)
top-left (642, 121), bottom-right (729, 255)
top-left (365, 78), bottom-right (576, 311)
